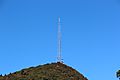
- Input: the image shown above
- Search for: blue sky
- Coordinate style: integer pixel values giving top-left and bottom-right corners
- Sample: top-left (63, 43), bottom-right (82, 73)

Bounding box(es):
top-left (0, 0), bottom-right (120, 80)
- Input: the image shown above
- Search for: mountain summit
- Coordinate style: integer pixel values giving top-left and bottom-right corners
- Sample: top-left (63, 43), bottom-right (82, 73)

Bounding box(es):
top-left (0, 62), bottom-right (88, 80)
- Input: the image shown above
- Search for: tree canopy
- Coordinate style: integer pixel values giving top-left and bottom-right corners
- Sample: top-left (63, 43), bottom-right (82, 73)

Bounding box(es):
top-left (117, 70), bottom-right (120, 79)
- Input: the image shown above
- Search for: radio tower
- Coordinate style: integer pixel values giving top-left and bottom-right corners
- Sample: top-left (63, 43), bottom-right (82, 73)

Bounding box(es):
top-left (57, 17), bottom-right (62, 63)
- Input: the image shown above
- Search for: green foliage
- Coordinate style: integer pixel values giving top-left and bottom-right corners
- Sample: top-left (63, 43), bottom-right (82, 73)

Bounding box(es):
top-left (0, 62), bottom-right (88, 80)
top-left (117, 70), bottom-right (120, 78)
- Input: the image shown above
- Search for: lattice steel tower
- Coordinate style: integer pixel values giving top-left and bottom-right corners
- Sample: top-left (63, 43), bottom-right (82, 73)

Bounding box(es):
top-left (57, 17), bottom-right (63, 63)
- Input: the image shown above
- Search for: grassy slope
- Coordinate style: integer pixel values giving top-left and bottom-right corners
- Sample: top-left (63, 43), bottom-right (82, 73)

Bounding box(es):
top-left (0, 62), bottom-right (88, 80)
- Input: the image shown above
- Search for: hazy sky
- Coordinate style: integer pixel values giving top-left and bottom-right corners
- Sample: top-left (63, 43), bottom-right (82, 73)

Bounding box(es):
top-left (0, 0), bottom-right (120, 80)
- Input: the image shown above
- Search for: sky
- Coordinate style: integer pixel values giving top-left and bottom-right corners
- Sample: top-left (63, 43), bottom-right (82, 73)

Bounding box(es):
top-left (0, 0), bottom-right (120, 80)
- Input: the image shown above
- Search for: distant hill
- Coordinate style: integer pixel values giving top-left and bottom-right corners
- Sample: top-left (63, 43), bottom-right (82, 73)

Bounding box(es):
top-left (0, 62), bottom-right (88, 80)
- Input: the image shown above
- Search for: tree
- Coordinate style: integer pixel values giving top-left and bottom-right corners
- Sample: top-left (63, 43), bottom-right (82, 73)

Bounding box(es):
top-left (0, 74), bottom-right (2, 76)
top-left (116, 70), bottom-right (120, 80)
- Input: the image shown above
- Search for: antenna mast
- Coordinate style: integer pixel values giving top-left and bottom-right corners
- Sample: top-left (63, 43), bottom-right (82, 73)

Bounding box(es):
top-left (57, 17), bottom-right (62, 63)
